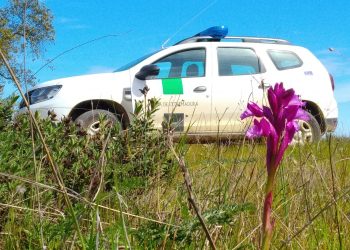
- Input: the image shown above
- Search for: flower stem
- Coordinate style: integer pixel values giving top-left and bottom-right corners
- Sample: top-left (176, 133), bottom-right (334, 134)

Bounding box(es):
top-left (262, 168), bottom-right (276, 250)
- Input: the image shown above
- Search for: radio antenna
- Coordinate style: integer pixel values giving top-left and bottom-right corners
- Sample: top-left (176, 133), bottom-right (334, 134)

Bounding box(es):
top-left (161, 0), bottom-right (218, 49)
top-left (34, 32), bottom-right (131, 76)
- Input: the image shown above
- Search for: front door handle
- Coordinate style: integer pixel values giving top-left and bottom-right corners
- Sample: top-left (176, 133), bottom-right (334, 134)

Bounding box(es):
top-left (193, 86), bottom-right (207, 93)
top-left (123, 88), bottom-right (132, 101)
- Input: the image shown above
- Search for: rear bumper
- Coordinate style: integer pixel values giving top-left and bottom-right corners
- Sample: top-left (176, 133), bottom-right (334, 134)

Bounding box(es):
top-left (325, 118), bottom-right (338, 132)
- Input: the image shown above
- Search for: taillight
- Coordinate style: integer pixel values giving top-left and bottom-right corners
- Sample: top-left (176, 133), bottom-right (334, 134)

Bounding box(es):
top-left (329, 73), bottom-right (335, 91)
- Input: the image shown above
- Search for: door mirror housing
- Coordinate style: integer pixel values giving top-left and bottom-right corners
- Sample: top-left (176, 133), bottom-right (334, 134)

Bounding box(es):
top-left (135, 64), bottom-right (160, 80)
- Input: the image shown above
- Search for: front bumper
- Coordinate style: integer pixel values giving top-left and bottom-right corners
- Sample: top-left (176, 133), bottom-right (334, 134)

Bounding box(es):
top-left (15, 104), bottom-right (71, 122)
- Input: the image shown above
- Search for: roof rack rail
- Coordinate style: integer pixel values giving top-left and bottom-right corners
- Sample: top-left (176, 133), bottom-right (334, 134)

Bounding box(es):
top-left (176, 36), bottom-right (291, 45)
top-left (227, 36), bottom-right (291, 44)
top-left (175, 26), bottom-right (291, 45)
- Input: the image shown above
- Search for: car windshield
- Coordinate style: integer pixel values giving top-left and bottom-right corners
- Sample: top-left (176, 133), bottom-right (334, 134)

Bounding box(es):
top-left (114, 50), bottom-right (161, 72)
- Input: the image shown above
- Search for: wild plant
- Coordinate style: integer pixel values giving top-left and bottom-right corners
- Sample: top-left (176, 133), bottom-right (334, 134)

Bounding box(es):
top-left (0, 95), bottom-right (18, 130)
top-left (240, 82), bottom-right (309, 249)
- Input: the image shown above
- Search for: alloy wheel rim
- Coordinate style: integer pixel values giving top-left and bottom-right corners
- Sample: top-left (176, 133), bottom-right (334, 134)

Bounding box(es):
top-left (87, 120), bottom-right (100, 135)
top-left (293, 120), bottom-right (313, 144)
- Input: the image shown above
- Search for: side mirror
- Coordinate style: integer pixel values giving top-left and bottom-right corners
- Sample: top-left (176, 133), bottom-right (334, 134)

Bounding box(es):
top-left (135, 64), bottom-right (160, 80)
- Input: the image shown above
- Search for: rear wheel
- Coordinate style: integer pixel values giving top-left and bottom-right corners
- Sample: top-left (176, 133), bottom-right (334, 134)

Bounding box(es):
top-left (75, 109), bottom-right (120, 135)
top-left (293, 111), bottom-right (321, 144)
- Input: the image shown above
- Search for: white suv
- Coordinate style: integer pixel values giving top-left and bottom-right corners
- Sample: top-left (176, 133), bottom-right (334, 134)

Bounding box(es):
top-left (19, 26), bottom-right (338, 142)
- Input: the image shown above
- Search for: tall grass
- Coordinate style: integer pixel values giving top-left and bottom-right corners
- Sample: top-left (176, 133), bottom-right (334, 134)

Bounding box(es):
top-left (0, 97), bottom-right (350, 249)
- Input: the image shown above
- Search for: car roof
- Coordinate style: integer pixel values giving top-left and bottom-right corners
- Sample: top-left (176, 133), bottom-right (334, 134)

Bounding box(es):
top-left (174, 26), bottom-right (291, 46)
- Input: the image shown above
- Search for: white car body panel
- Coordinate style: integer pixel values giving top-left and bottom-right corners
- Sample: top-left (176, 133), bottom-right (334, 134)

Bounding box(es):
top-left (19, 71), bottom-right (132, 118)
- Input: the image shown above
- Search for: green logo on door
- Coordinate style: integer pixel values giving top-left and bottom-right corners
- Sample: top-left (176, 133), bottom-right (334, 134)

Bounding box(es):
top-left (162, 78), bottom-right (183, 95)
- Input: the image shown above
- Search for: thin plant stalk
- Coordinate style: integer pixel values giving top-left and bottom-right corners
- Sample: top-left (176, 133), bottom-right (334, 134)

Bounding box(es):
top-left (262, 165), bottom-right (276, 250)
top-left (279, 185), bottom-right (350, 249)
top-left (168, 138), bottom-right (217, 250)
top-left (21, 1), bottom-right (46, 248)
top-left (20, 0), bottom-right (44, 247)
top-left (116, 192), bottom-right (131, 249)
top-left (328, 134), bottom-right (343, 249)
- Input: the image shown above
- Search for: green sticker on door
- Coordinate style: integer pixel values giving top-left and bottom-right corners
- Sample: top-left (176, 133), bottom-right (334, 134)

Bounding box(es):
top-left (162, 78), bottom-right (183, 95)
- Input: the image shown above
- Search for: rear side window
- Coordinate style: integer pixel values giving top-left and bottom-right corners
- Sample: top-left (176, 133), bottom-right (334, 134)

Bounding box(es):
top-left (217, 47), bottom-right (263, 76)
top-left (268, 50), bottom-right (303, 70)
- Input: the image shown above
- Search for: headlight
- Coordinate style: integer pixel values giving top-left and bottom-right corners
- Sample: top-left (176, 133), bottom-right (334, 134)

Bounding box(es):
top-left (19, 85), bottom-right (62, 108)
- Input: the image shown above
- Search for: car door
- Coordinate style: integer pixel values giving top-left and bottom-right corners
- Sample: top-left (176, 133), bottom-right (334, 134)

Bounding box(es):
top-left (210, 46), bottom-right (266, 134)
top-left (131, 47), bottom-right (212, 133)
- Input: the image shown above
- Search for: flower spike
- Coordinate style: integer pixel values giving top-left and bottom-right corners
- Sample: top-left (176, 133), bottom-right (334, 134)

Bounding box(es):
top-left (240, 82), bottom-right (309, 249)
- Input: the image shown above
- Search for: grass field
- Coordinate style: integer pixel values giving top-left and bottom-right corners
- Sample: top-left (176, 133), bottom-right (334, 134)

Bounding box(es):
top-left (0, 98), bottom-right (350, 249)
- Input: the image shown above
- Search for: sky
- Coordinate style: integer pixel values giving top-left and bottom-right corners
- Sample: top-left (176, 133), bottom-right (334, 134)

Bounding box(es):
top-left (2, 0), bottom-right (350, 135)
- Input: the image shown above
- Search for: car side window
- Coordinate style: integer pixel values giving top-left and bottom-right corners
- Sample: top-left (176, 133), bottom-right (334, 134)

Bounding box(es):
top-left (268, 50), bottom-right (303, 70)
top-left (153, 48), bottom-right (205, 79)
top-left (217, 47), bottom-right (263, 76)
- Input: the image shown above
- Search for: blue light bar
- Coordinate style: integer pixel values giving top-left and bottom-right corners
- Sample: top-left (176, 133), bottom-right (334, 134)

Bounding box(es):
top-left (194, 26), bottom-right (228, 39)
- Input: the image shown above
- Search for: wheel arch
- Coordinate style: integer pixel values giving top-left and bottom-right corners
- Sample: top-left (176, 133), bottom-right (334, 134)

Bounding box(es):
top-left (69, 99), bottom-right (130, 129)
top-left (302, 100), bottom-right (326, 134)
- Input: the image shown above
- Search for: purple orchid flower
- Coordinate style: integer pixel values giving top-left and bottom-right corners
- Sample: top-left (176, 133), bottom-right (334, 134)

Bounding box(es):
top-left (241, 82), bottom-right (308, 170)
top-left (240, 82), bottom-right (309, 249)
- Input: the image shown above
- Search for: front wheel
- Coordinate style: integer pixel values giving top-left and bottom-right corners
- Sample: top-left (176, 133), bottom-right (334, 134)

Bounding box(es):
top-left (293, 111), bottom-right (321, 144)
top-left (75, 109), bottom-right (120, 135)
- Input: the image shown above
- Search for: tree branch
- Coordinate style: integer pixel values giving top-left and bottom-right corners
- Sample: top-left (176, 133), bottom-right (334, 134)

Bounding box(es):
top-left (0, 71), bottom-right (12, 80)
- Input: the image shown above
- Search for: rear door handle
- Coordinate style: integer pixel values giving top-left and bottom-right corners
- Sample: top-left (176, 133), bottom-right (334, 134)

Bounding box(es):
top-left (193, 86), bottom-right (207, 93)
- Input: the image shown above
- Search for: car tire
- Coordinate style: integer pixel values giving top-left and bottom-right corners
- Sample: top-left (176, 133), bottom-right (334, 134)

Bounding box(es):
top-left (293, 111), bottom-right (321, 144)
top-left (75, 109), bottom-right (120, 135)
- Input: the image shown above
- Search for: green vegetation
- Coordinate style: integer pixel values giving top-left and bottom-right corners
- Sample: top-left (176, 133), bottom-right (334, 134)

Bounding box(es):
top-left (1, 1), bottom-right (349, 249)
top-left (0, 97), bottom-right (350, 249)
